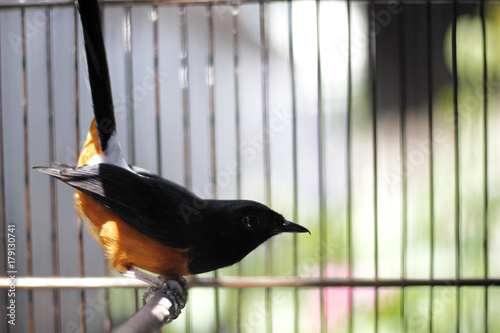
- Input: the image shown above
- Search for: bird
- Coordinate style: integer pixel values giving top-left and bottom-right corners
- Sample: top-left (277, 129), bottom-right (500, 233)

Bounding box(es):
top-left (35, 0), bottom-right (309, 286)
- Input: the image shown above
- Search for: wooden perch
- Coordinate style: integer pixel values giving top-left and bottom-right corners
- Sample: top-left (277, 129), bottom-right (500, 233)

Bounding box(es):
top-left (112, 277), bottom-right (188, 333)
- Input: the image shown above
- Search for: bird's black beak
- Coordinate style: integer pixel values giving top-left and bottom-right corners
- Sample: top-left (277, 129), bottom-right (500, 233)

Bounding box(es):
top-left (280, 220), bottom-right (310, 234)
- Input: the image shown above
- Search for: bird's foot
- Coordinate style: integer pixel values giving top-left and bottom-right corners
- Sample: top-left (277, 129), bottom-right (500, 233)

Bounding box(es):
top-left (142, 275), bottom-right (187, 310)
top-left (121, 269), bottom-right (188, 322)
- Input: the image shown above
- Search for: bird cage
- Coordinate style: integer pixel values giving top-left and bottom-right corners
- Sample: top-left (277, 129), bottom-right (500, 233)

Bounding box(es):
top-left (1, 0), bottom-right (499, 332)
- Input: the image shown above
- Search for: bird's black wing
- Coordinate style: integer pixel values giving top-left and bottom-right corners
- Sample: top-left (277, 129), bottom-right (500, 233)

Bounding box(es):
top-left (35, 164), bottom-right (203, 249)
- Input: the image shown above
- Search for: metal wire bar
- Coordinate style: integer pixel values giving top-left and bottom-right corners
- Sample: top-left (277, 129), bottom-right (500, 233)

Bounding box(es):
top-left (134, 288), bottom-right (139, 313)
top-left (368, 2), bottom-right (379, 332)
top-left (315, 1), bottom-right (327, 333)
top-left (103, 287), bottom-right (111, 333)
top-left (480, 1), bottom-right (489, 331)
top-left (73, 5), bottom-right (87, 333)
top-left (21, 8), bottom-right (35, 333)
top-left (179, 5), bottom-right (193, 332)
top-left (232, 4), bottom-right (243, 333)
top-left (46, 7), bottom-right (62, 333)
top-left (397, 4), bottom-right (408, 332)
top-left (153, 5), bottom-right (163, 175)
top-left (206, 5), bottom-right (221, 332)
top-left (78, 226), bottom-right (86, 333)
top-left (425, 1), bottom-right (435, 332)
top-left (259, 3), bottom-right (273, 333)
top-left (3, 277), bottom-right (500, 289)
top-left (100, 7), bottom-right (113, 332)
top-left (233, 4), bottom-right (241, 206)
top-left (287, 2), bottom-right (300, 333)
top-left (180, 4), bottom-right (192, 190)
top-left (138, 5), bottom-right (162, 318)
top-left (345, 2), bottom-right (353, 332)
top-left (125, 5), bottom-right (136, 165)
top-left (451, 1), bottom-right (461, 332)
top-left (260, 3), bottom-right (270, 210)
top-left (207, 4), bottom-right (217, 205)
top-left (0, 11), bottom-right (7, 333)
top-left (0, 0), bottom-right (493, 9)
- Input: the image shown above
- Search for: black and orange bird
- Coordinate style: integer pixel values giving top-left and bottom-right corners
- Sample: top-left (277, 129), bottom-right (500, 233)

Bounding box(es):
top-left (35, 0), bottom-right (309, 287)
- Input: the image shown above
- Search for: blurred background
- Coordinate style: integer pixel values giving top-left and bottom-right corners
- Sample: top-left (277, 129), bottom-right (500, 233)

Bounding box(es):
top-left (1, 0), bottom-right (500, 332)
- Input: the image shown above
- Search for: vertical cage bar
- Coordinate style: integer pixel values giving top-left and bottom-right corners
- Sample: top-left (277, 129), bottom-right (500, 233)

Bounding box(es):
top-left (451, 2), bottom-right (461, 332)
top-left (105, 287), bottom-right (110, 332)
top-left (0, 10), bottom-right (7, 333)
top-left (134, 288), bottom-right (139, 313)
top-left (104, 286), bottom-right (111, 330)
top-left (105, 277), bottom-right (111, 330)
top-left (232, 3), bottom-right (243, 332)
top-left (480, 0), bottom-right (489, 330)
top-left (259, 3), bottom-right (272, 333)
top-left (206, 5), bottom-right (221, 332)
top-left (125, 5), bottom-right (136, 165)
top-left (179, 5), bottom-right (192, 332)
top-left (180, 4), bottom-right (191, 191)
top-left (368, 3), bottom-right (379, 332)
top-left (233, 2), bottom-right (241, 208)
top-left (232, 4), bottom-right (241, 205)
top-left (259, 2), bottom-right (271, 209)
top-left (153, 5), bottom-right (162, 175)
top-left (425, 1), bottom-right (435, 332)
top-left (397, 5), bottom-right (407, 333)
top-left (46, 8), bottom-right (62, 332)
top-left (73, 4), bottom-right (86, 332)
top-left (101, 6), bottom-right (112, 331)
top-left (287, 2), bottom-right (300, 333)
top-left (315, 0), bottom-right (327, 332)
top-left (345, 2), bottom-right (353, 332)
top-left (21, 7), bottom-right (34, 333)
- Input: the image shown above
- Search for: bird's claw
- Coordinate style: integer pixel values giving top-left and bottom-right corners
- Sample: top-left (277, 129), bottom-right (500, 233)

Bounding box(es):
top-left (143, 275), bottom-right (187, 305)
top-left (142, 275), bottom-right (187, 323)
top-left (121, 270), bottom-right (188, 324)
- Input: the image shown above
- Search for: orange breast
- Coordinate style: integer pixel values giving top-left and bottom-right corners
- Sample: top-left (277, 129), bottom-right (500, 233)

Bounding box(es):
top-left (78, 119), bottom-right (102, 168)
top-left (75, 120), bottom-right (189, 276)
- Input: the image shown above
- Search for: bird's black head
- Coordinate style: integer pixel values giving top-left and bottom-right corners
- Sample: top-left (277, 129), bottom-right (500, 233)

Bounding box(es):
top-left (187, 200), bottom-right (310, 274)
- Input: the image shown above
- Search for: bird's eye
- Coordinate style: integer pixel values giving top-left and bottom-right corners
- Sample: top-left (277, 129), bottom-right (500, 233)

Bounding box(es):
top-left (242, 215), bottom-right (259, 230)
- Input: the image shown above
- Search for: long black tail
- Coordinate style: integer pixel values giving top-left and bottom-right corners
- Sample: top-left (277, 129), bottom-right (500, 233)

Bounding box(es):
top-left (77, 0), bottom-right (115, 152)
